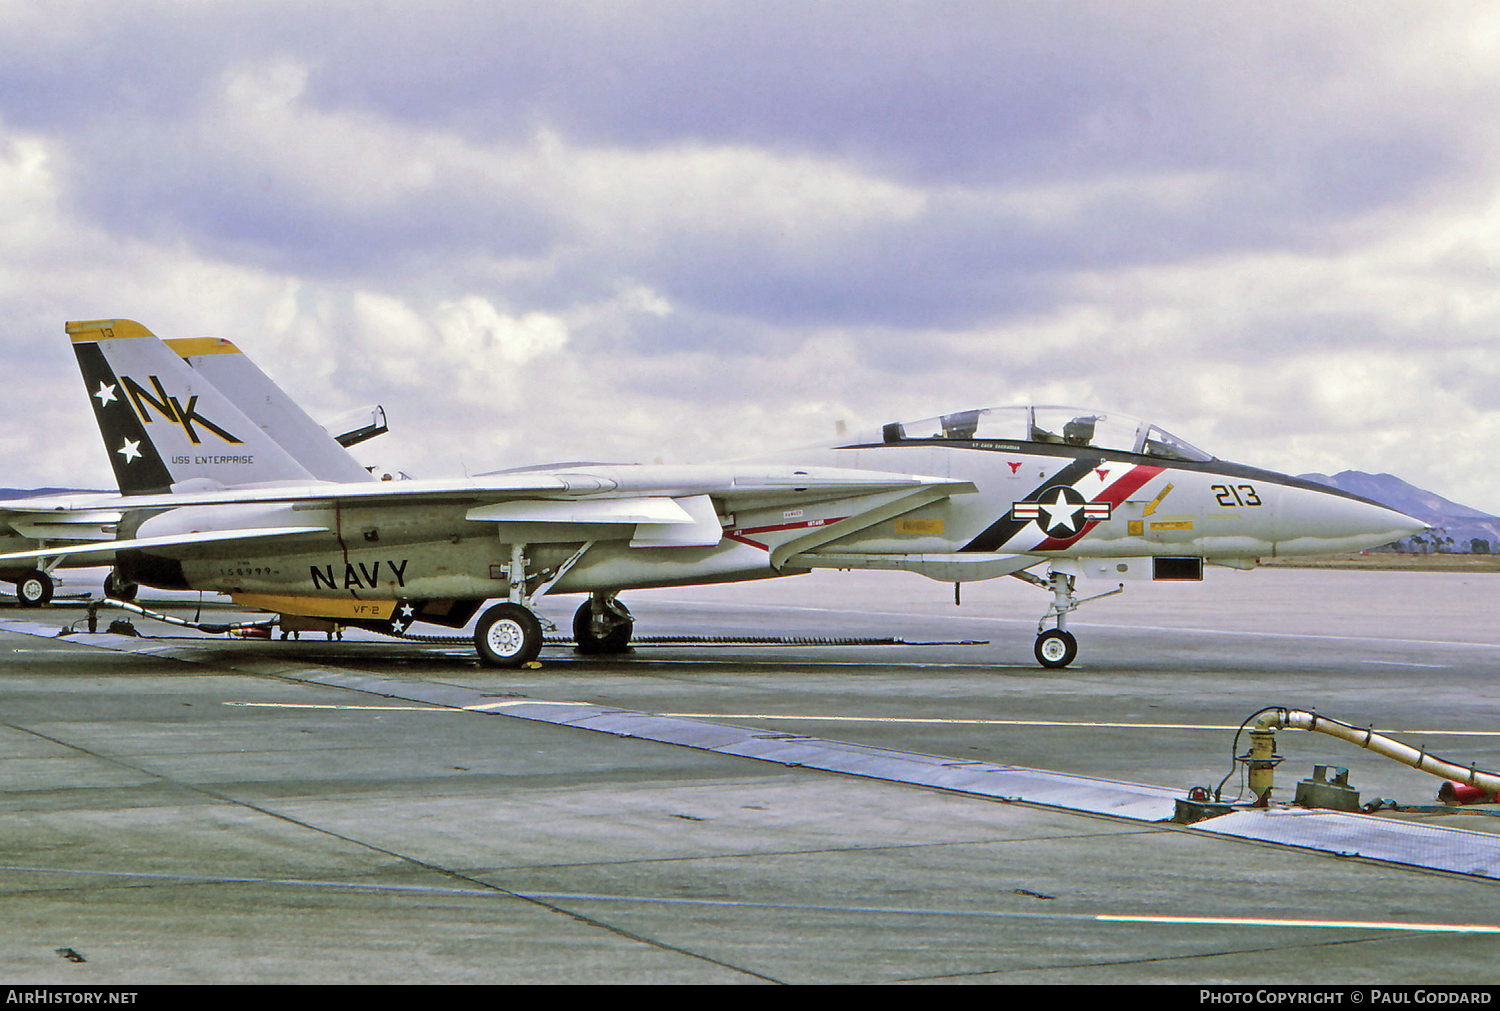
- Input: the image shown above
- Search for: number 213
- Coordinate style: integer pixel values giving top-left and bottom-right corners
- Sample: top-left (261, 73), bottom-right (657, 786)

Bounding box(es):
top-left (1212, 484), bottom-right (1261, 507)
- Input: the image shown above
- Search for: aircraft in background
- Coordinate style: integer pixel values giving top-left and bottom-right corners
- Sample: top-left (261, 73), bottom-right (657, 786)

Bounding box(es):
top-left (0, 319), bottom-right (1425, 668)
top-left (1, 325), bottom-right (387, 605)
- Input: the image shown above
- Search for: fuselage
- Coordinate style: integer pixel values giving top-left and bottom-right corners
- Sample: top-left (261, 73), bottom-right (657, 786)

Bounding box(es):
top-left (114, 423), bottom-right (1424, 611)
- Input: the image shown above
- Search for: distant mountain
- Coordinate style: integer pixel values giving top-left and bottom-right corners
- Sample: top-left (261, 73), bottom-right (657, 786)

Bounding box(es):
top-left (1299, 471), bottom-right (1500, 553)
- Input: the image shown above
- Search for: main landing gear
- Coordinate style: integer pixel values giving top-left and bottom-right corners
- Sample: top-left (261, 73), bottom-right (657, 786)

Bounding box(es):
top-left (473, 540), bottom-right (603, 668)
top-left (573, 592), bottom-right (634, 654)
top-left (1013, 566), bottom-right (1124, 669)
top-left (103, 569), bottom-right (138, 602)
top-left (473, 591), bottom-right (635, 667)
top-left (475, 602), bottom-right (544, 668)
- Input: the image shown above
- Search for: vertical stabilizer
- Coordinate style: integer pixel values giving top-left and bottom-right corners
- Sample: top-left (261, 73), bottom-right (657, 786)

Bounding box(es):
top-left (165, 337), bottom-right (375, 484)
top-left (67, 319), bottom-right (318, 494)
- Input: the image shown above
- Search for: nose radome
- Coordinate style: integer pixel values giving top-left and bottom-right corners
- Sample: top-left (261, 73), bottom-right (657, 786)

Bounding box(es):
top-left (1275, 487), bottom-right (1427, 556)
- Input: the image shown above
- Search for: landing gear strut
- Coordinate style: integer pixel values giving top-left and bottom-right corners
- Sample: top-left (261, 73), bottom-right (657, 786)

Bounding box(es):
top-left (573, 592), bottom-right (634, 654)
top-left (475, 542), bottom-right (546, 668)
top-left (1014, 565), bottom-right (1124, 669)
top-left (473, 541), bottom-right (596, 668)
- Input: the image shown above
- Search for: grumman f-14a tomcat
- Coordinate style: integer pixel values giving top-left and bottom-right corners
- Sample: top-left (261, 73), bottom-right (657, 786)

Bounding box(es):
top-left (0, 319), bottom-right (1425, 669)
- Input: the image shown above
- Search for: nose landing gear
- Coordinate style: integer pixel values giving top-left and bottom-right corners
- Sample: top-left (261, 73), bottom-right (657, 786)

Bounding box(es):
top-left (1014, 565), bottom-right (1124, 669)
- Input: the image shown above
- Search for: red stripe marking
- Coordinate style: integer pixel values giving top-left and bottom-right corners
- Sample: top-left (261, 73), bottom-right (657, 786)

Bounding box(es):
top-left (1032, 464), bottom-right (1165, 551)
top-left (723, 516), bottom-right (851, 553)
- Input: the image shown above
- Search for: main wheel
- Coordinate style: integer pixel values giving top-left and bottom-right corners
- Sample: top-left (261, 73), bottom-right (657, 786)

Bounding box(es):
top-left (15, 570), bottom-right (52, 607)
top-left (103, 570), bottom-right (138, 601)
top-left (572, 599), bottom-right (634, 654)
top-left (1034, 629), bottom-right (1077, 669)
top-left (475, 603), bottom-right (543, 668)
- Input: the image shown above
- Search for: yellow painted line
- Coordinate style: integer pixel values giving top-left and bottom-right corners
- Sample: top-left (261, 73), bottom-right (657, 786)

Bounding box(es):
top-left (222, 702), bottom-right (1500, 738)
top-left (1094, 913), bottom-right (1500, 934)
top-left (660, 713), bottom-right (1500, 736)
top-left (664, 713), bottom-right (1237, 729)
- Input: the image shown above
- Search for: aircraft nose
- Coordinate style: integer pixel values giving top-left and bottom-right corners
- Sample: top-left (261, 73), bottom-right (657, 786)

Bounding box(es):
top-left (1274, 487), bottom-right (1427, 555)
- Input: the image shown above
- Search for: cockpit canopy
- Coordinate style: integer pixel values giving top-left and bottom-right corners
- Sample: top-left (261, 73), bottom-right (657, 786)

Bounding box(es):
top-left (872, 406), bottom-right (1214, 463)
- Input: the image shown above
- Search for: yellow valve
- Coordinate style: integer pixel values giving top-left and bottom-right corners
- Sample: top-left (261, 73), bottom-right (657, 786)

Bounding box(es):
top-left (1246, 729), bottom-right (1281, 802)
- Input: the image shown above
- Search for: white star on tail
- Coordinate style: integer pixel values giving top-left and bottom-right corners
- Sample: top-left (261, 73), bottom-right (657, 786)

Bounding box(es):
top-left (117, 438), bottom-right (142, 463)
top-left (94, 381), bottom-right (117, 406)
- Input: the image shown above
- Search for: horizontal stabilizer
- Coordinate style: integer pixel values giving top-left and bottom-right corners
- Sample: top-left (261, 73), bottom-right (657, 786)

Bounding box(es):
top-left (0, 525), bottom-right (329, 566)
top-left (10, 510), bottom-right (122, 539)
top-left (6, 466), bottom-right (968, 518)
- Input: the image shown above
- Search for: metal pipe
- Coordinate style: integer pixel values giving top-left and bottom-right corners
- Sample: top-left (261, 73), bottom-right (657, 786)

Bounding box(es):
top-left (1252, 708), bottom-right (1500, 794)
top-left (76, 596), bottom-right (277, 636)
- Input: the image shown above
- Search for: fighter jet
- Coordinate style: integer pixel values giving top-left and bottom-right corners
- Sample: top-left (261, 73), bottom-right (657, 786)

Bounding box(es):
top-left (0, 319), bottom-right (1425, 668)
top-left (0, 326), bottom-right (387, 605)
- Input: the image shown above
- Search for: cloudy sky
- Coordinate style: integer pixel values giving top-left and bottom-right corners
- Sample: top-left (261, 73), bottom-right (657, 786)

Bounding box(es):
top-left (4, 1), bottom-right (1500, 510)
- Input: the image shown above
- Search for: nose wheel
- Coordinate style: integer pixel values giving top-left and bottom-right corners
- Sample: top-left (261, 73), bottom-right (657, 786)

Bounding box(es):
top-left (1034, 629), bottom-right (1078, 668)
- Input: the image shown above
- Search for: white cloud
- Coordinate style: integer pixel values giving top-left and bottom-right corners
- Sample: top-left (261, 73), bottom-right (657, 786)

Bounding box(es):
top-left (0, 133), bottom-right (59, 250)
top-left (202, 57), bottom-right (932, 274)
top-left (435, 295), bottom-right (568, 365)
top-left (210, 58), bottom-right (452, 211)
top-left (5, 3), bottom-right (1500, 519)
top-left (551, 131), bottom-right (928, 247)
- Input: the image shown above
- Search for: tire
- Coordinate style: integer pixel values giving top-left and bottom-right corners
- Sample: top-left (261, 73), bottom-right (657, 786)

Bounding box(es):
top-left (1034, 629), bottom-right (1077, 669)
top-left (103, 571), bottom-right (138, 602)
top-left (16, 570), bottom-right (52, 607)
top-left (572, 599), bottom-right (633, 654)
top-left (475, 603), bottom-right (543, 668)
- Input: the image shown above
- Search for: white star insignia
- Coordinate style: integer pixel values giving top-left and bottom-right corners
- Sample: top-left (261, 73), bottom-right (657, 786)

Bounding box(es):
top-left (117, 438), bottom-right (142, 463)
top-left (94, 381), bottom-right (117, 406)
top-left (399, 603), bottom-right (416, 619)
top-left (1038, 489), bottom-right (1083, 535)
